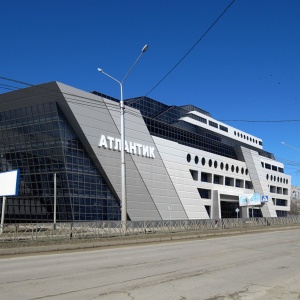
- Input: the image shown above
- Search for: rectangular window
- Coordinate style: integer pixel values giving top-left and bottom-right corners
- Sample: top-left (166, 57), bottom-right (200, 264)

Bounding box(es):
top-left (270, 185), bottom-right (276, 193)
top-left (276, 199), bottom-right (287, 206)
top-left (205, 205), bottom-right (211, 217)
top-left (188, 113), bottom-right (207, 124)
top-left (278, 167), bottom-right (284, 173)
top-left (261, 162), bottom-right (264, 167)
top-left (213, 175), bottom-right (223, 185)
top-left (265, 163), bottom-right (271, 170)
top-left (245, 181), bottom-right (253, 189)
top-left (198, 188), bottom-right (211, 199)
top-left (201, 172), bottom-right (212, 183)
top-left (235, 179), bottom-right (243, 188)
top-left (276, 210), bottom-right (287, 217)
top-left (272, 165), bottom-right (278, 171)
top-left (190, 169), bottom-right (198, 181)
top-left (225, 177), bottom-right (234, 186)
top-left (209, 120), bottom-right (218, 128)
top-left (219, 125), bottom-right (228, 132)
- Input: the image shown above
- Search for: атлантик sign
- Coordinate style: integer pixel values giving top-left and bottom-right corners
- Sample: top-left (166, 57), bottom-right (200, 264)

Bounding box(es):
top-left (0, 170), bottom-right (20, 196)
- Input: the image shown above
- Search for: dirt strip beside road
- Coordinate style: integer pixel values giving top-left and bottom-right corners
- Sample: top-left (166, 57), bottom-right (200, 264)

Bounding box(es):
top-left (1, 224), bottom-right (300, 257)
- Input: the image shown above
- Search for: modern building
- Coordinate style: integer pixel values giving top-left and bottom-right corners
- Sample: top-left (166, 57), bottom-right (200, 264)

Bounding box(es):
top-left (0, 82), bottom-right (291, 223)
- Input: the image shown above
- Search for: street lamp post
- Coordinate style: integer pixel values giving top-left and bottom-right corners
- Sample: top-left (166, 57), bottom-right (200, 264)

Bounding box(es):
top-left (98, 44), bottom-right (148, 233)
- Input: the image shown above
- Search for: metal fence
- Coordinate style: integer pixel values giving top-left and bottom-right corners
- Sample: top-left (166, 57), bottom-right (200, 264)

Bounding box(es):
top-left (1, 216), bottom-right (300, 243)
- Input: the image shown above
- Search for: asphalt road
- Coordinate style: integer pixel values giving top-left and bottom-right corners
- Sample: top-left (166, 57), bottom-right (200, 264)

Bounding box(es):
top-left (1, 229), bottom-right (300, 300)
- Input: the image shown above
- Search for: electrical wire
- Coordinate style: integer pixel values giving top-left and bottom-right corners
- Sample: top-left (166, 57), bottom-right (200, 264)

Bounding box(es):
top-left (0, 76), bottom-right (145, 120)
top-left (3, 75), bottom-right (300, 125)
top-left (145, 0), bottom-right (236, 96)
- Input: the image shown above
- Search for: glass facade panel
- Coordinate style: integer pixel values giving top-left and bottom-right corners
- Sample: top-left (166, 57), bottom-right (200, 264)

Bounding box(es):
top-left (125, 96), bottom-right (274, 161)
top-left (0, 102), bottom-right (120, 223)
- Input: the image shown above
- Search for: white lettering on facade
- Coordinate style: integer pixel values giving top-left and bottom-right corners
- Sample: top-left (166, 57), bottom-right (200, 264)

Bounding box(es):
top-left (114, 138), bottom-right (121, 151)
top-left (142, 145), bottom-right (149, 157)
top-left (129, 142), bottom-right (136, 155)
top-left (99, 135), bottom-right (108, 148)
top-left (125, 141), bottom-right (129, 153)
top-left (149, 147), bottom-right (155, 158)
top-left (98, 135), bottom-right (155, 159)
top-left (107, 136), bottom-right (114, 149)
top-left (136, 143), bottom-right (142, 156)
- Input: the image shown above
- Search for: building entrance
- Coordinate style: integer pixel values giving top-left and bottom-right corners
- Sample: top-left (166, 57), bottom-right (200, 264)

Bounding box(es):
top-left (221, 201), bottom-right (240, 218)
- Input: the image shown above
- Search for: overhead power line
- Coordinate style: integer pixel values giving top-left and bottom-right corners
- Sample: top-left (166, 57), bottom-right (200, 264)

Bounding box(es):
top-left (281, 142), bottom-right (300, 153)
top-left (2, 75), bottom-right (300, 124)
top-left (145, 0), bottom-right (236, 96)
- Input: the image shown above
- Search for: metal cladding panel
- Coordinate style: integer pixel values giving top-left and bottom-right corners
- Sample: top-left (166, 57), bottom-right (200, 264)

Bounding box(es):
top-left (152, 136), bottom-right (209, 219)
top-left (52, 83), bottom-right (163, 221)
top-left (239, 147), bottom-right (277, 217)
top-left (242, 147), bottom-right (291, 215)
top-left (108, 103), bottom-right (187, 221)
top-left (0, 82), bottom-right (66, 110)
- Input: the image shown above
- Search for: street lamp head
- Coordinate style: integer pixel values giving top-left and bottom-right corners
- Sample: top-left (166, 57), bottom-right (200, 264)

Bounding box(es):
top-left (97, 68), bottom-right (103, 73)
top-left (142, 44), bottom-right (148, 53)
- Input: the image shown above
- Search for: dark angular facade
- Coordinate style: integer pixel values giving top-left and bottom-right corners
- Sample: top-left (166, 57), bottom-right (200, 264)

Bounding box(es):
top-left (0, 85), bottom-right (120, 223)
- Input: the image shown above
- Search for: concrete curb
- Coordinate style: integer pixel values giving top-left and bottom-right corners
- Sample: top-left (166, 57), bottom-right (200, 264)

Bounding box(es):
top-left (1, 225), bottom-right (299, 256)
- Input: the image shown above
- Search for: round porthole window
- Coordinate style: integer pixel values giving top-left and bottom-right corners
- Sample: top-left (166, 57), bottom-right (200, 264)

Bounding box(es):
top-left (201, 157), bottom-right (206, 166)
top-left (214, 161), bottom-right (218, 168)
top-left (195, 156), bottom-right (199, 164)
top-left (220, 162), bottom-right (224, 170)
top-left (236, 166), bottom-right (239, 173)
top-left (231, 165), bottom-right (234, 172)
top-left (226, 163), bottom-right (229, 171)
top-left (187, 154), bottom-right (191, 162)
top-left (209, 159), bottom-right (212, 167)
top-left (241, 167), bottom-right (244, 174)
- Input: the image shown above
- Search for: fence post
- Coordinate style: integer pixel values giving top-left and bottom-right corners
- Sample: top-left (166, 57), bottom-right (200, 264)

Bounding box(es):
top-left (69, 223), bottom-right (73, 239)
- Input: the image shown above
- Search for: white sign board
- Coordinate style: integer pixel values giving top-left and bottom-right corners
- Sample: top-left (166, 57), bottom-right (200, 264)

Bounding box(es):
top-left (0, 170), bottom-right (20, 196)
top-left (239, 193), bottom-right (261, 207)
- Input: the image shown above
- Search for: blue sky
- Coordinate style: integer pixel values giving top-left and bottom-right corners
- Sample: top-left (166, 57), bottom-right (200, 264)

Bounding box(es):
top-left (1, 0), bottom-right (300, 185)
